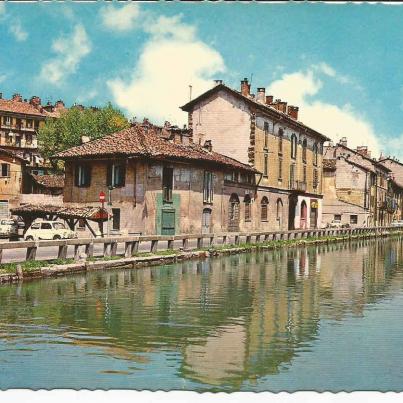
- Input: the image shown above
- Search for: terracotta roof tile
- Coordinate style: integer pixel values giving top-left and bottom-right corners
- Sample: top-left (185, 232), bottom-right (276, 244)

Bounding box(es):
top-left (53, 124), bottom-right (258, 173)
top-left (30, 174), bottom-right (64, 189)
top-left (0, 99), bottom-right (48, 117)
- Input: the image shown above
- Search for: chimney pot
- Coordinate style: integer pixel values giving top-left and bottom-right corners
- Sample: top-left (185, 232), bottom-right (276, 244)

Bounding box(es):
top-left (256, 87), bottom-right (266, 103)
top-left (339, 137), bottom-right (348, 147)
top-left (12, 93), bottom-right (23, 102)
top-left (265, 95), bottom-right (273, 105)
top-left (214, 79), bottom-right (223, 86)
top-left (240, 78), bottom-right (250, 97)
top-left (203, 139), bottom-right (213, 152)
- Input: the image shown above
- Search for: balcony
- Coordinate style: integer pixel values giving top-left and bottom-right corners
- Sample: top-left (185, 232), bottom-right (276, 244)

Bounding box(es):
top-left (289, 180), bottom-right (307, 192)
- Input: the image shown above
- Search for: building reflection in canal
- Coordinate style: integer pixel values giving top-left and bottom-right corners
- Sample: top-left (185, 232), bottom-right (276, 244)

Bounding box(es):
top-left (1, 237), bottom-right (403, 390)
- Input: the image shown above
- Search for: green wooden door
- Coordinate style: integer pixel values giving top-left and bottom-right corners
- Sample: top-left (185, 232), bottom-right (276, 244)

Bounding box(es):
top-left (161, 209), bottom-right (175, 235)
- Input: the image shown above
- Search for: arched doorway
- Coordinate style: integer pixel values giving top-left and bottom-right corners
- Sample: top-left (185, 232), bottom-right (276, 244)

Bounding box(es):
top-left (228, 194), bottom-right (240, 232)
top-left (276, 198), bottom-right (283, 229)
top-left (300, 200), bottom-right (307, 229)
top-left (202, 208), bottom-right (212, 234)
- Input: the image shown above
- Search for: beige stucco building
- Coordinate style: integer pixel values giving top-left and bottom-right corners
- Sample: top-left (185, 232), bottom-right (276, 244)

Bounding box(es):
top-left (323, 138), bottom-right (400, 227)
top-left (181, 79), bottom-right (330, 230)
top-left (54, 122), bottom-right (263, 236)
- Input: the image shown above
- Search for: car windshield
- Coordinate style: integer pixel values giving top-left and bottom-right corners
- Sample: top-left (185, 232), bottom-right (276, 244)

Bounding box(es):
top-left (53, 222), bottom-right (66, 230)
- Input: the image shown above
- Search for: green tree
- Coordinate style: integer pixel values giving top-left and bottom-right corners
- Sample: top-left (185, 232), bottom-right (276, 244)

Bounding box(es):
top-left (38, 103), bottom-right (130, 160)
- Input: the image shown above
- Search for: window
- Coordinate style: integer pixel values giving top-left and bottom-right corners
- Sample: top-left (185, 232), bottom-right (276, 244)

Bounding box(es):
top-left (1, 163), bottom-right (10, 177)
top-left (264, 122), bottom-right (269, 148)
top-left (261, 196), bottom-right (268, 222)
top-left (107, 163), bottom-right (126, 188)
top-left (291, 134), bottom-right (297, 159)
top-left (203, 171), bottom-right (214, 203)
top-left (53, 222), bottom-right (66, 230)
top-left (78, 219), bottom-right (86, 229)
top-left (5, 132), bottom-right (11, 144)
top-left (276, 199), bottom-right (283, 223)
top-left (26, 119), bottom-right (33, 128)
top-left (290, 163), bottom-right (296, 188)
top-left (74, 164), bottom-right (91, 187)
top-left (224, 172), bottom-right (233, 182)
top-left (334, 214), bottom-right (341, 221)
top-left (112, 208), bottom-right (120, 231)
top-left (263, 153), bottom-right (268, 177)
top-left (3, 116), bottom-right (11, 126)
top-left (303, 165), bottom-right (307, 184)
top-left (278, 128), bottom-right (283, 154)
top-left (313, 143), bottom-right (318, 166)
top-left (350, 215), bottom-right (358, 224)
top-left (162, 167), bottom-right (173, 202)
top-left (31, 223), bottom-right (40, 230)
top-left (278, 158), bottom-right (283, 181)
top-left (313, 168), bottom-right (319, 189)
top-left (41, 223), bottom-right (52, 230)
top-left (26, 134), bottom-right (32, 145)
top-left (244, 194), bottom-right (252, 222)
top-left (302, 138), bottom-right (307, 162)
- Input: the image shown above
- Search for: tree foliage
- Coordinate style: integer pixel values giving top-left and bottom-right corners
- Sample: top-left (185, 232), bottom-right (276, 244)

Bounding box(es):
top-left (38, 103), bottom-right (129, 160)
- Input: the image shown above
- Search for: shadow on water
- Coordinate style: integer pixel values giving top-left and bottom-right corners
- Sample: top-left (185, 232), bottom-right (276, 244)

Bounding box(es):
top-left (1, 236), bottom-right (403, 391)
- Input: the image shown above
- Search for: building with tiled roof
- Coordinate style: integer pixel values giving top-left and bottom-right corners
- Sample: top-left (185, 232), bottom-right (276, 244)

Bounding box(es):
top-left (52, 121), bottom-right (276, 236)
top-left (0, 93), bottom-right (66, 167)
top-left (322, 138), bottom-right (403, 227)
top-left (180, 78), bottom-right (330, 230)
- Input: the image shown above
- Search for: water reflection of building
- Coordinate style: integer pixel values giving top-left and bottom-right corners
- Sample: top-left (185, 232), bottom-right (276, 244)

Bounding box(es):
top-left (1, 237), bottom-right (403, 390)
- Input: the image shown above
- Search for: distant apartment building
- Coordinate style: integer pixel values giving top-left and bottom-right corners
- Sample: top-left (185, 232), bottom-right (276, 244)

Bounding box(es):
top-left (181, 78), bottom-right (330, 230)
top-left (0, 93), bottom-right (66, 166)
top-left (322, 138), bottom-right (401, 227)
top-left (53, 121), bottom-right (259, 236)
top-left (0, 148), bottom-right (26, 217)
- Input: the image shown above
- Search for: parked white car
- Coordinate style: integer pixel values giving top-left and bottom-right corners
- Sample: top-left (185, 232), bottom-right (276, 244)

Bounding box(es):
top-left (24, 221), bottom-right (77, 241)
top-left (391, 220), bottom-right (403, 227)
top-left (0, 219), bottom-right (18, 239)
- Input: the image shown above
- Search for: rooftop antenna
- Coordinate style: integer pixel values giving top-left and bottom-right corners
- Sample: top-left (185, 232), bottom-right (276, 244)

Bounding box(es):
top-left (250, 73), bottom-right (253, 87)
top-left (189, 85), bottom-right (193, 102)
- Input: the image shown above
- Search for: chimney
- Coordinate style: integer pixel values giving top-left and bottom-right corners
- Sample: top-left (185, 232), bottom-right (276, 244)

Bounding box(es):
top-left (12, 93), bottom-right (23, 102)
top-left (339, 137), bottom-right (348, 147)
top-left (278, 101), bottom-right (287, 113)
top-left (0, 93), bottom-right (2, 99)
top-left (265, 95), bottom-right (273, 105)
top-left (256, 87), bottom-right (266, 103)
top-left (29, 96), bottom-right (41, 108)
top-left (214, 79), bottom-right (223, 86)
top-left (287, 105), bottom-right (299, 120)
top-left (203, 139), bottom-right (213, 152)
top-left (240, 78), bottom-right (250, 97)
top-left (356, 146), bottom-right (370, 158)
top-left (55, 100), bottom-right (65, 109)
top-left (81, 135), bottom-right (90, 144)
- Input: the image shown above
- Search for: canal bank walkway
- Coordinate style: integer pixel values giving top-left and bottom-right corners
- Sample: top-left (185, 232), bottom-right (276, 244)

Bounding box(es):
top-left (0, 226), bottom-right (402, 284)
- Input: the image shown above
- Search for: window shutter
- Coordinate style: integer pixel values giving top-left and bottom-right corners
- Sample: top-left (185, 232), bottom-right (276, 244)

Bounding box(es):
top-left (83, 165), bottom-right (91, 187)
top-left (75, 165), bottom-right (80, 186)
top-left (107, 164), bottom-right (112, 187)
top-left (120, 164), bottom-right (126, 187)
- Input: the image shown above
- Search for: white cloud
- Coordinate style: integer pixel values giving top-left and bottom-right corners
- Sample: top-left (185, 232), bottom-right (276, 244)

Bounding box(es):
top-left (108, 14), bottom-right (225, 124)
top-left (267, 64), bottom-right (381, 157)
top-left (100, 3), bottom-right (140, 32)
top-left (40, 24), bottom-right (91, 85)
top-left (0, 74), bottom-right (6, 84)
top-left (9, 20), bottom-right (28, 42)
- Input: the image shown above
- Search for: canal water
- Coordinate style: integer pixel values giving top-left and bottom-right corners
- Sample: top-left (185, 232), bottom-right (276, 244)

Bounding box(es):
top-left (1, 237), bottom-right (403, 391)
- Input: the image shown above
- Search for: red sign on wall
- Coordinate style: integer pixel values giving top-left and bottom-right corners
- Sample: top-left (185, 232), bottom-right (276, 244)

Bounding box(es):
top-left (99, 191), bottom-right (106, 203)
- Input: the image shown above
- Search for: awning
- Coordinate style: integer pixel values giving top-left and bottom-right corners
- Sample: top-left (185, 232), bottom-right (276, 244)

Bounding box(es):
top-left (11, 204), bottom-right (109, 222)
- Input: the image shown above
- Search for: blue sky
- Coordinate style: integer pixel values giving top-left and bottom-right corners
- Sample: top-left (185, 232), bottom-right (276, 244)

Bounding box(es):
top-left (0, 1), bottom-right (402, 158)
